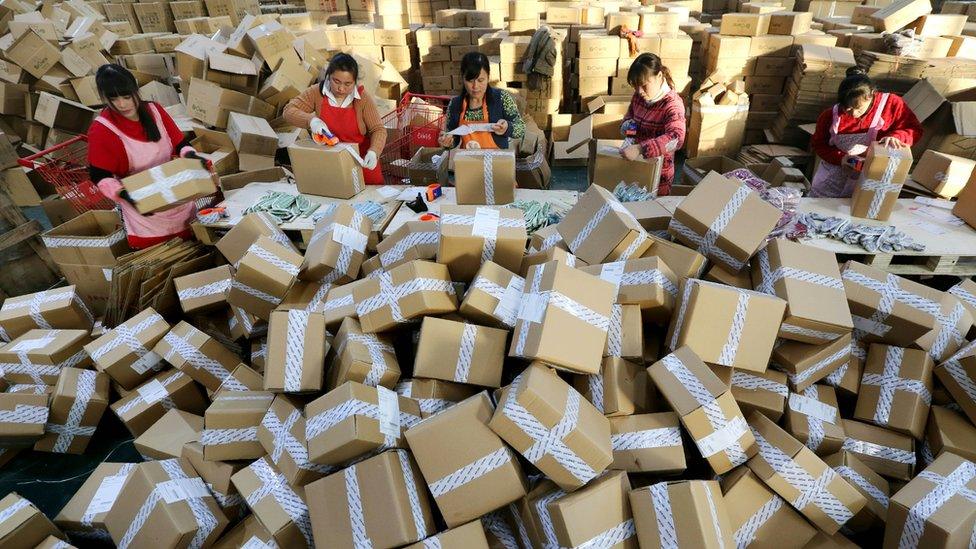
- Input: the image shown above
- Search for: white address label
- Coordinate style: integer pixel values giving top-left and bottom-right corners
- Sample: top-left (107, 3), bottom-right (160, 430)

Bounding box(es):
top-left (696, 416), bottom-right (749, 458)
top-left (789, 394), bottom-right (838, 424)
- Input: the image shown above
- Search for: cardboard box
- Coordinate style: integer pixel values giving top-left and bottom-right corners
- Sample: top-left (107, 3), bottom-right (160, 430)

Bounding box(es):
top-left (666, 279), bottom-right (785, 372)
top-left (459, 261), bottom-right (524, 330)
top-left (182, 441), bottom-right (248, 519)
top-left (935, 340), bottom-right (976, 425)
top-left (841, 261), bottom-right (940, 346)
top-left (853, 344), bottom-right (933, 439)
top-left (104, 459), bottom-right (229, 547)
top-left (437, 205), bottom-right (526, 283)
top-left (851, 144), bottom-right (911, 221)
top-left (200, 391), bottom-right (273, 461)
top-left (911, 149), bottom-right (976, 198)
top-left (306, 450), bottom-right (436, 547)
top-left (783, 383), bottom-right (845, 456)
top-left (174, 265), bottom-right (232, 314)
top-left (110, 369), bottom-right (208, 437)
top-left (403, 520), bottom-right (489, 548)
top-left (630, 480), bottom-right (735, 547)
top-left (327, 317), bottom-right (400, 390)
top-left (0, 493), bottom-right (63, 547)
top-left (305, 381), bottom-right (420, 465)
top-left (948, 279), bottom-right (976, 324)
top-left (721, 467), bottom-right (818, 547)
top-left (489, 364), bottom-right (612, 491)
top-left (154, 321), bottom-right (245, 393)
top-left (559, 185), bottom-right (652, 265)
top-left (773, 333), bottom-right (853, 392)
top-left (768, 11), bottom-right (813, 34)
top-left (752, 238), bottom-right (853, 343)
top-left (7, 30), bottom-right (59, 79)
top-left (263, 310), bottom-right (329, 393)
top-left (721, 13), bottom-right (771, 35)
top-left (841, 419), bottom-right (916, 480)
top-left (668, 171), bottom-right (782, 272)
top-left (255, 395), bottom-right (333, 488)
top-left (926, 405), bottom-right (976, 462)
top-left (0, 329), bottom-right (92, 386)
top-left (730, 368), bottom-right (789, 422)
top-left (883, 453), bottom-right (976, 548)
top-left (302, 204), bottom-right (370, 284)
top-left (414, 317), bottom-right (507, 387)
top-left (215, 212), bottom-right (296, 267)
top-left (406, 147), bottom-right (449, 187)
top-left (0, 286), bottom-right (92, 347)
top-left (226, 112), bottom-right (276, 171)
top-left (405, 392), bottom-right (526, 527)
top-left (132, 408), bottom-right (203, 460)
top-left (608, 412), bottom-right (685, 474)
top-left (354, 260), bottom-right (456, 333)
top-left (650, 347), bottom-right (758, 474)
top-left (288, 140), bottom-right (365, 199)
top-left (228, 304), bottom-right (267, 341)
top-left (915, 292), bottom-right (974, 363)
top-left (580, 257), bottom-right (678, 324)
top-left (83, 309), bottom-right (169, 391)
top-left (589, 139), bottom-right (663, 194)
top-left (211, 515), bottom-right (275, 548)
top-left (870, 0), bottom-right (932, 32)
top-left (509, 261), bottom-right (615, 374)
top-left (121, 158), bottom-right (216, 215)
top-left (374, 221), bottom-right (440, 272)
top-left (230, 456), bottom-right (314, 546)
top-left (542, 471), bottom-right (637, 547)
top-left (575, 356), bottom-right (650, 416)
top-left (0, 392), bottom-right (49, 447)
top-left (54, 462), bottom-right (137, 542)
top-left (954, 172), bottom-right (976, 229)
top-left (228, 236), bottom-right (303, 320)
top-left (33, 368), bottom-right (109, 454)
top-left (32, 92), bottom-right (96, 134)
top-left (454, 150), bottom-right (516, 205)
top-left (185, 77), bottom-right (274, 129)
top-left (823, 451), bottom-right (891, 532)
top-left (395, 378), bottom-right (479, 418)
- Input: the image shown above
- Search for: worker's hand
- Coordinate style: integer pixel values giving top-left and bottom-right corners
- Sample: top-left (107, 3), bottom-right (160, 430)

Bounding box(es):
top-left (363, 150), bottom-right (378, 170)
top-left (491, 119), bottom-right (509, 136)
top-left (310, 117), bottom-right (330, 136)
top-left (621, 144), bottom-right (642, 161)
top-left (180, 146), bottom-right (212, 171)
top-left (878, 136), bottom-right (906, 149)
top-left (438, 133), bottom-right (454, 148)
top-left (96, 177), bottom-right (134, 205)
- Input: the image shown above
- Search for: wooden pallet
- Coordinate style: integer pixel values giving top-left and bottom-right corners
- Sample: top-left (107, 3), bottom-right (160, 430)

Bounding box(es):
top-left (0, 188), bottom-right (61, 299)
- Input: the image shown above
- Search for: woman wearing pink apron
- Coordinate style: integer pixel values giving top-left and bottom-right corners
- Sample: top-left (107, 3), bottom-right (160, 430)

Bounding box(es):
top-left (88, 64), bottom-right (202, 249)
top-left (810, 67), bottom-right (922, 198)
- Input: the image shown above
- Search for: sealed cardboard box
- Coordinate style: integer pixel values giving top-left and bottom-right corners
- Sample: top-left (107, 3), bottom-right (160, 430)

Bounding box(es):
top-left (231, 456), bottom-right (314, 547)
top-left (520, 247), bottom-right (584, 277)
top-left (784, 384), bottom-right (845, 456)
top-left (305, 381), bottom-right (421, 465)
top-left (721, 467), bottom-right (818, 548)
top-left (623, 199), bottom-right (672, 235)
top-left (854, 344), bottom-right (933, 439)
top-left (934, 341), bottom-right (976, 426)
top-left (110, 370), bottom-right (208, 437)
top-left (609, 412), bottom-right (685, 474)
top-left (509, 261), bottom-right (615, 374)
top-left (649, 347), bottom-right (757, 474)
top-left (548, 471), bottom-right (638, 547)
top-left (747, 412), bottom-right (866, 534)
top-left (403, 520), bottom-right (489, 549)
top-left (133, 408), bottom-right (203, 460)
top-left (454, 150), bottom-right (516, 205)
top-left (605, 303), bottom-right (643, 360)
top-left (200, 391), bottom-right (272, 461)
top-left (925, 405), bottom-right (976, 462)
top-left (0, 392), bottom-right (49, 447)
top-left (0, 329), bottom-right (92, 386)
top-left (0, 286), bottom-right (94, 343)
top-left (328, 317), bottom-right (399, 389)
top-left (405, 393), bottom-right (526, 527)
top-left (752, 239), bottom-right (853, 344)
top-left (264, 310), bottom-right (329, 393)
top-left (645, 232), bottom-right (708, 281)
top-left (914, 292), bottom-right (973, 363)
top-left (414, 317), bottom-right (507, 387)
top-left (104, 459), bottom-right (229, 548)
top-left (54, 462), bottom-right (137, 542)
top-left (121, 158), bottom-right (216, 215)
top-left (215, 211), bottom-right (297, 267)
top-left (823, 450), bottom-right (891, 532)
top-left (841, 419), bottom-right (916, 480)
top-left (228, 305), bottom-right (267, 341)
top-left (558, 185), bottom-right (652, 265)
top-left (289, 140), bottom-right (365, 199)
top-left (0, 493), bottom-right (63, 548)
top-left (396, 378), bottom-right (479, 418)
top-left (84, 308), bottom-right (170, 390)
top-left (306, 450), bottom-right (436, 548)
top-left (459, 261), bottom-right (524, 329)
top-left (374, 221), bottom-right (440, 272)
top-left (668, 171), bottom-right (783, 272)
top-left (489, 364), bottom-right (612, 491)
top-left (666, 279), bottom-right (786, 372)
top-left (851, 144), bottom-right (912, 221)
top-left (773, 333), bottom-right (853, 392)
top-left (630, 480), bottom-right (735, 548)
top-left (182, 441), bottom-right (249, 521)
top-left (353, 260), bottom-right (456, 333)
top-left (320, 280), bottom-right (369, 329)
top-left (911, 149), bottom-right (976, 198)
top-left (302, 205), bottom-right (370, 284)
top-left (256, 396), bottom-right (333, 488)
top-left (211, 515), bottom-right (275, 548)
top-left (589, 139), bottom-right (662, 194)
top-left (174, 265), bottom-right (232, 314)
top-left (883, 453), bottom-right (976, 549)
top-left (34, 368), bottom-right (109, 454)
top-left (228, 236), bottom-right (303, 320)
top-left (841, 261), bottom-right (940, 346)
top-left (575, 356), bottom-right (650, 417)
top-left (730, 368), bottom-right (789, 422)
top-left (438, 205), bottom-right (527, 282)
top-left (155, 321), bottom-right (245, 392)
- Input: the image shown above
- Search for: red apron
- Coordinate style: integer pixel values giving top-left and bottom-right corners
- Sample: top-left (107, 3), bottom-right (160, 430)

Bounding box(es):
top-left (459, 98), bottom-right (499, 150)
top-left (319, 87), bottom-right (383, 185)
top-left (810, 92), bottom-right (890, 198)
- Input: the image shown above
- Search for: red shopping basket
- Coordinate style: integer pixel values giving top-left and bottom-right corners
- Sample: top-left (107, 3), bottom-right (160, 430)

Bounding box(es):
top-left (18, 135), bottom-right (115, 214)
top-left (379, 92), bottom-right (452, 185)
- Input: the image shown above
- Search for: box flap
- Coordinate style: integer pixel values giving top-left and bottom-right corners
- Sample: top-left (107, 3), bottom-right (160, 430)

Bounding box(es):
top-left (565, 115), bottom-right (594, 153)
top-left (193, 127), bottom-right (235, 147)
top-left (952, 102), bottom-right (976, 136)
top-left (903, 79), bottom-right (947, 123)
top-left (207, 51), bottom-right (259, 76)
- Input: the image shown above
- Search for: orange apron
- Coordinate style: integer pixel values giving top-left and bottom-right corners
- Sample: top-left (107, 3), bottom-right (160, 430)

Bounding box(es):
top-left (459, 98), bottom-right (499, 150)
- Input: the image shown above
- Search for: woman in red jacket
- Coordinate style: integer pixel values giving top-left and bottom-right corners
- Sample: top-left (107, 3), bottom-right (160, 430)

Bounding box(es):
top-left (619, 53), bottom-right (686, 196)
top-left (88, 64), bottom-right (204, 249)
top-left (810, 67), bottom-right (922, 198)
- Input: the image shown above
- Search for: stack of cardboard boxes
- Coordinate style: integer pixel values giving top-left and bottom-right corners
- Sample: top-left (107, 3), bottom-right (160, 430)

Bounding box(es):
top-left (417, 18), bottom-right (503, 94)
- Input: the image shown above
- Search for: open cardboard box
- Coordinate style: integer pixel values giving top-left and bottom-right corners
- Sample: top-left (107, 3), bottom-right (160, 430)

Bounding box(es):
top-left (191, 127), bottom-right (239, 175)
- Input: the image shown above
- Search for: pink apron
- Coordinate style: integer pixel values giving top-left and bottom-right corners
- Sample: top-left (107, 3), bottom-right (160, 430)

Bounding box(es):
top-left (93, 103), bottom-right (196, 241)
top-left (810, 92), bottom-right (889, 198)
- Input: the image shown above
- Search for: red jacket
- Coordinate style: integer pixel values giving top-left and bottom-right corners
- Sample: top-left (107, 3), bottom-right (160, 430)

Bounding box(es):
top-left (625, 89), bottom-right (686, 195)
top-left (87, 102), bottom-right (185, 177)
top-left (811, 92), bottom-right (922, 166)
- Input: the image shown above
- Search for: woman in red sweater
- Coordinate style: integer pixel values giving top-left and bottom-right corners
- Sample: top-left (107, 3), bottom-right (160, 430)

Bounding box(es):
top-left (620, 53), bottom-right (686, 196)
top-left (810, 67), bottom-right (922, 198)
top-left (88, 64), bottom-right (204, 249)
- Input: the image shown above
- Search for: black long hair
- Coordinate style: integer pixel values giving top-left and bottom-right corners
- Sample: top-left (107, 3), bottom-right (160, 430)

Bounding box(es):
top-left (627, 53), bottom-right (675, 90)
top-left (95, 64), bottom-right (160, 142)
top-left (320, 53), bottom-right (359, 95)
top-left (838, 66), bottom-right (876, 110)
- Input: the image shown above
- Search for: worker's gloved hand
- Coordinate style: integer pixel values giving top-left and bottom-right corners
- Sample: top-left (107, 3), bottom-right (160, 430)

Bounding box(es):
top-left (96, 177), bottom-right (134, 206)
top-left (310, 117), bottom-right (330, 136)
top-left (363, 150), bottom-right (378, 170)
top-left (180, 146), bottom-right (212, 171)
